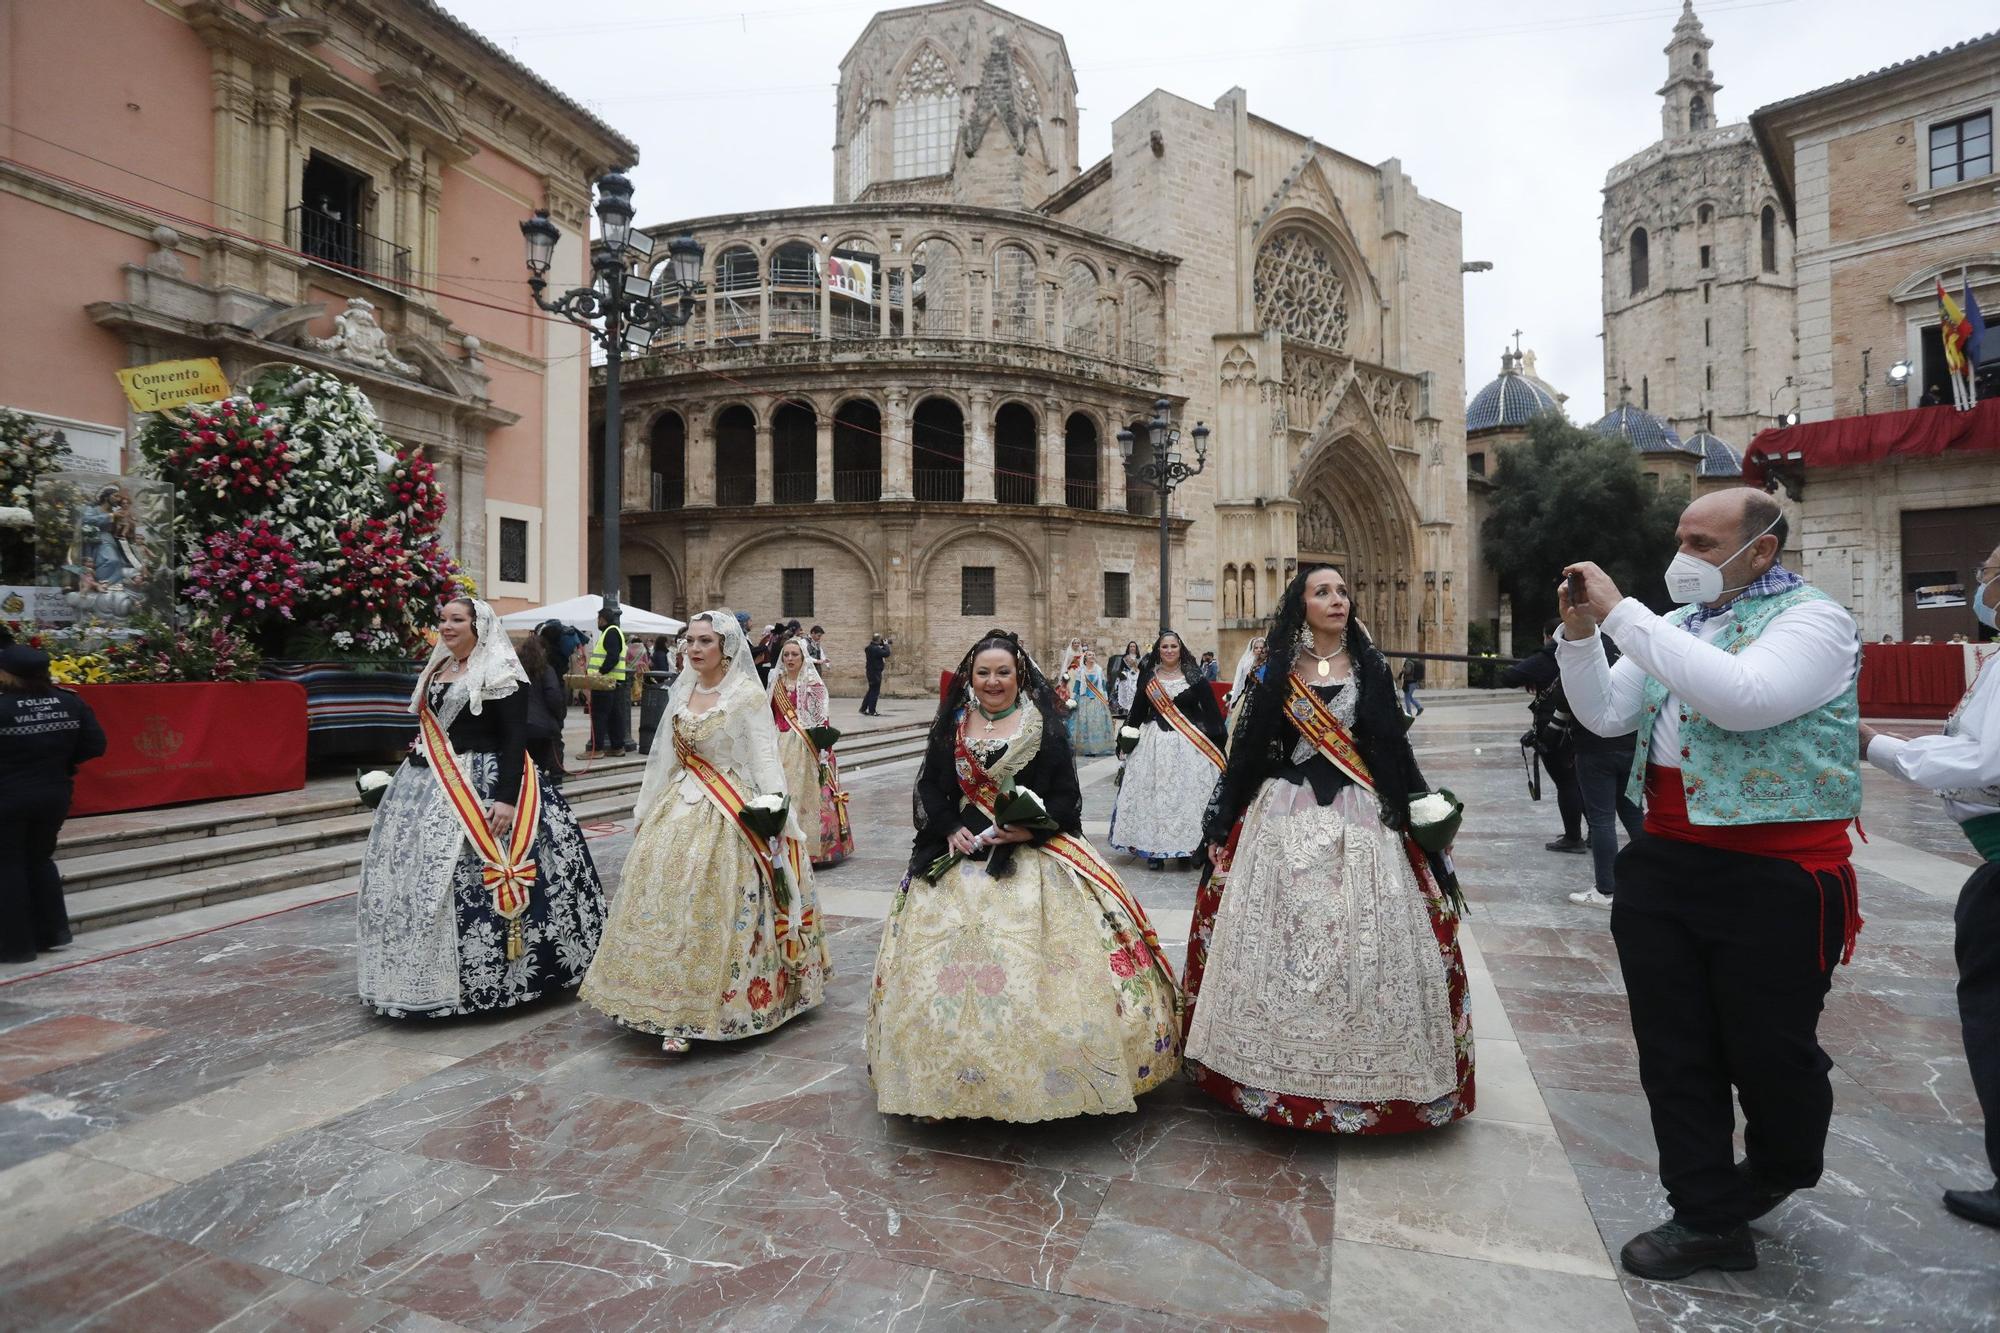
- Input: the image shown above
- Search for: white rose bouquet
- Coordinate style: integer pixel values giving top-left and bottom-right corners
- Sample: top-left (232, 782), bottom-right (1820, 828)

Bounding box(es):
top-left (739, 793), bottom-right (795, 906)
top-left (1406, 788), bottom-right (1463, 855)
top-left (355, 769), bottom-right (393, 810)
top-left (924, 782), bottom-right (1059, 883)
top-left (1116, 725), bottom-right (1142, 757)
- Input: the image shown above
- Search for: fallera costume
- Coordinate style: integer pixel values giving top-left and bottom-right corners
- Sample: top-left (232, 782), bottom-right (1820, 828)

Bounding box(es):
top-left (579, 610), bottom-right (829, 1040)
top-left (1108, 638), bottom-right (1230, 861)
top-left (356, 600), bottom-right (606, 1017)
top-left (1064, 657), bottom-right (1116, 756)
top-left (1184, 637), bottom-right (1474, 1133)
top-left (769, 647), bottom-right (854, 868)
top-left (868, 642), bottom-right (1181, 1121)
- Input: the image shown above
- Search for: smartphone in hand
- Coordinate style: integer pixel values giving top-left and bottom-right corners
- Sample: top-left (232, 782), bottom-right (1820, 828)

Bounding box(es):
top-left (1565, 571), bottom-right (1586, 606)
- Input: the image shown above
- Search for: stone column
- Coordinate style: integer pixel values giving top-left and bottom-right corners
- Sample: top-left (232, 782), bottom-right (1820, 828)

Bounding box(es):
top-left (969, 268), bottom-right (988, 341)
top-left (254, 88), bottom-right (289, 245)
top-left (1102, 407), bottom-right (1127, 512)
top-left (818, 247), bottom-right (833, 339)
top-left (964, 387), bottom-right (996, 503)
top-left (754, 421), bottom-right (773, 505)
top-left (815, 412), bottom-right (834, 502)
top-left (1039, 396), bottom-right (1065, 506)
top-left (883, 387), bottom-right (913, 500)
top-left (686, 414), bottom-right (715, 507)
top-left (881, 261), bottom-right (897, 337)
top-left (622, 415), bottom-right (649, 510)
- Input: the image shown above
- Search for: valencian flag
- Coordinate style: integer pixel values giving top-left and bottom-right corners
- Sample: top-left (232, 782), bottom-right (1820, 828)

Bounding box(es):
top-left (1939, 280), bottom-right (1972, 373)
top-left (1964, 274), bottom-right (1987, 367)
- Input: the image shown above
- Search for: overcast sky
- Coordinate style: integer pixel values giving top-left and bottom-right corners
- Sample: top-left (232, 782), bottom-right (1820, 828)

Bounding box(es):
top-left (450, 0), bottom-right (1982, 431)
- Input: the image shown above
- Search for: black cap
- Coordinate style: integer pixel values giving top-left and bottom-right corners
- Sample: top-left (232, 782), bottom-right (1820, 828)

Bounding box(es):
top-left (0, 644), bottom-right (51, 676)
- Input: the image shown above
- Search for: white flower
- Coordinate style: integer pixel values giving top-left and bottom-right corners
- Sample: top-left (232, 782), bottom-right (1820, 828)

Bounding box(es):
top-left (356, 770), bottom-right (392, 792)
top-left (1409, 793), bottom-right (1457, 826)
top-left (1012, 785), bottom-right (1041, 804)
top-left (746, 794), bottom-right (785, 813)
top-left (0, 506), bottom-right (32, 528)
top-left (1118, 726), bottom-right (1141, 741)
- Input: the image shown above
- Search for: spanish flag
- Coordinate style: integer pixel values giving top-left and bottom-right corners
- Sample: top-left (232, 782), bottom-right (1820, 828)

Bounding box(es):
top-left (1938, 280), bottom-right (1972, 374)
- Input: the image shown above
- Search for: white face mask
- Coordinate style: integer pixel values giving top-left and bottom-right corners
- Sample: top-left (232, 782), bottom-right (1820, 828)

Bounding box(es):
top-left (1976, 578), bottom-right (1998, 630)
top-left (1664, 513), bottom-right (1783, 605)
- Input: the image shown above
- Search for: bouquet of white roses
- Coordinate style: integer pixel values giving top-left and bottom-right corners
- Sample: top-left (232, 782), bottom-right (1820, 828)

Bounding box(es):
top-left (739, 793), bottom-right (794, 907)
top-left (1116, 725), bottom-right (1142, 757)
top-left (355, 769), bottom-right (393, 810)
top-left (924, 782), bottom-right (1060, 883)
top-left (1406, 789), bottom-right (1463, 855)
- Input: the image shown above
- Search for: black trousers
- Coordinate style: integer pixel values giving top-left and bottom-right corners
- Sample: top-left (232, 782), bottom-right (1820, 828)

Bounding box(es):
top-left (0, 816), bottom-right (72, 964)
top-left (589, 687), bottom-right (630, 751)
top-left (862, 676), bottom-right (882, 714)
top-left (1547, 745), bottom-right (1584, 841)
top-left (1575, 746), bottom-right (1643, 894)
top-left (1610, 833), bottom-right (1848, 1231)
top-left (1959, 861), bottom-right (2000, 1181)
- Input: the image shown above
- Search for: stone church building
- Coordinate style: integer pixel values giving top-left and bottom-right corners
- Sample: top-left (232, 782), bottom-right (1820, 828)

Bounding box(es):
top-left (604, 0), bottom-right (1469, 693)
top-left (1601, 2), bottom-right (1798, 451)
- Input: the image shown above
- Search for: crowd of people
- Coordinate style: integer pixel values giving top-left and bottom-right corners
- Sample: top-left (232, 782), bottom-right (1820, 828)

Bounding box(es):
top-left (5, 480), bottom-right (1993, 1296)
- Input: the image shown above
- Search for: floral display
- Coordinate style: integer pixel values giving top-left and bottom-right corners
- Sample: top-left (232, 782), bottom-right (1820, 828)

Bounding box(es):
top-left (0, 407), bottom-right (64, 508)
top-left (139, 365), bottom-right (467, 657)
top-left (40, 614), bottom-right (259, 685)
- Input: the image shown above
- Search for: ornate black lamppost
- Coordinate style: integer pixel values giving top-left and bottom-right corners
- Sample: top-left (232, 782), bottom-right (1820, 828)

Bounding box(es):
top-left (520, 170), bottom-right (702, 614)
top-left (1118, 397), bottom-right (1209, 634)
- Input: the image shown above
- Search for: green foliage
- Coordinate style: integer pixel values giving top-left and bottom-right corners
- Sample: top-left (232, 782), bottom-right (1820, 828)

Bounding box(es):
top-left (1465, 618), bottom-right (1501, 689)
top-left (1481, 415), bottom-right (1681, 657)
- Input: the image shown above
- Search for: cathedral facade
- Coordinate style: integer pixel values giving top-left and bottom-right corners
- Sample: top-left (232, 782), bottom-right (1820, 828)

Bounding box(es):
top-left (604, 0), bottom-right (1467, 693)
top-left (1601, 2), bottom-right (1798, 450)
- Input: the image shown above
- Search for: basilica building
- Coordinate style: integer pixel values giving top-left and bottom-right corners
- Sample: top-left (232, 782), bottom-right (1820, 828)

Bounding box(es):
top-left (601, 0), bottom-right (1469, 693)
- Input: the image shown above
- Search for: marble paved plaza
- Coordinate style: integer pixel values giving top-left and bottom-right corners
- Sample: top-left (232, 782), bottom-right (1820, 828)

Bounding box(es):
top-left (0, 696), bottom-right (1995, 1330)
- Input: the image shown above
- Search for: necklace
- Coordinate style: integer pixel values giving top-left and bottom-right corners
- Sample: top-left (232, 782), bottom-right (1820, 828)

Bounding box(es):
top-left (975, 698), bottom-right (1021, 733)
top-left (1302, 642), bottom-right (1347, 679)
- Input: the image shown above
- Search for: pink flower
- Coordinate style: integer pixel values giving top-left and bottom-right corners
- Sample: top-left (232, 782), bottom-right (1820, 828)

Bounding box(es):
top-left (1108, 949), bottom-right (1138, 979)
top-left (973, 964), bottom-right (1007, 996)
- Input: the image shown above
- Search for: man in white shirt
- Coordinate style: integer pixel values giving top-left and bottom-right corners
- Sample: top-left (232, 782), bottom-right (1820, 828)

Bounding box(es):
top-left (1863, 542), bottom-right (2000, 1229)
top-left (1556, 487), bottom-right (1864, 1281)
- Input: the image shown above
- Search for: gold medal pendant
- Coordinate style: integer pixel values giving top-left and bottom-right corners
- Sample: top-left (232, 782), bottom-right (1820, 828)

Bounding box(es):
top-left (1317, 657), bottom-right (1331, 679)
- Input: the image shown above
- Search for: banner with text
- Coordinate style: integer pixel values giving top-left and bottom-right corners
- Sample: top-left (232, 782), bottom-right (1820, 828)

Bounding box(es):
top-left (116, 358), bottom-right (231, 413)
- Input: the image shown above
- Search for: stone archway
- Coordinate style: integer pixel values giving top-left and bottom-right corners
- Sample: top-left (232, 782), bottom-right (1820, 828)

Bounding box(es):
top-left (1291, 430), bottom-right (1421, 650)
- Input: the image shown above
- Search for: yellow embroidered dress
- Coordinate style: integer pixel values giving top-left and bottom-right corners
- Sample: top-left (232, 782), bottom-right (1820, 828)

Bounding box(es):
top-left (867, 700), bottom-right (1181, 1120)
top-left (580, 658), bottom-right (828, 1039)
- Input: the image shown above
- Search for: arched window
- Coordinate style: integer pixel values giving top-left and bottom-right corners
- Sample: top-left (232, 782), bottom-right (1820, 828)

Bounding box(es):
top-left (832, 400), bottom-right (882, 503)
top-left (909, 237), bottom-right (963, 336)
top-left (1123, 278), bottom-right (1162, 363)
top-left (912, 397), bottom-right (964, 502)
top-left (1062, 260), bottom-right (1101, 354)
top-left (1760, 206), bottom-right (1778, 274)
top-left (649, 412), bottom-right (685, 511)
top-left (1064, 412), bottom-right (1099, 509)
top-left (768, 242), bottom-right (818, 337)
top-left (1698, 203), bottom-right (1713, 224)
top-left (772, 402), bottom-right (816, 504)
top-left (893, 47), bottom-right (955, 180)
top-left (847, 108), bottom-right (875, 196)
top-left (713, 246), bottom-right (759, 343)
top-left (1629, 227), bottom-right (1650, 295)
top-left (713, 405), bottom-right (756, 506)
top-left (994, 402), bottom-right (1038, 505)
top-left (1689, 95), bottom-right (1710, 131)
top-left (992, 244), bottom-right (1037, 342)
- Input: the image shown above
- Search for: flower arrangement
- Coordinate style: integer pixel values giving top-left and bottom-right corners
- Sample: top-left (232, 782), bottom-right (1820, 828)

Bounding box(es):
top-left (184, 521), bottom-right (313, 622)
top-left (1116, 725), bottom-right (1142, 756)
top-left (1406, 789), bottom-right (1463, 854)
top-left (0, 407), bottom-right (63, 509)
top-left (355, 769), bottom-right (393, 809)
top-left (739, 793), bottom-right (795, 906)
top-left (924, 783), bottom-right (1058, 883)
top-left (39, 615), bottom-right (259, 684)
top-left (154, 400), bottom-right (294, 509)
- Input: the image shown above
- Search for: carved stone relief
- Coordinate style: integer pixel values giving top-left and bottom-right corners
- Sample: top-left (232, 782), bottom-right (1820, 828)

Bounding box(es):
top-left (1254, 228), bottom-right (1349, 351)
top-left (306, 297), bottom-right (418, 378)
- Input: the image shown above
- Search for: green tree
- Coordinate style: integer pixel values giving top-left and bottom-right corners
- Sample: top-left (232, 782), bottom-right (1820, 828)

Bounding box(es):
top-left (1481, 415), bottom-right (1682, 657)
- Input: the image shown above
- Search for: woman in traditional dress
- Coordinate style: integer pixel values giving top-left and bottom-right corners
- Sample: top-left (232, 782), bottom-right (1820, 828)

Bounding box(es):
top-left (579, 610), bottom-right (828, 1051)
top-left (1066, 647), bottom-right (1116, 756)
top-left (868, 629), bottom-right (1181, 1121)
top-left (1184, 565), bottom-right (1474, 1133)
top-left (769, 638), bottom-right (853, 868)
top-left (1108, 630), bottom-right (1229, 870)
top-left (1224, 636), bottom-right (1267, 712)
top-left (356, 597), bottom-right (606, 1017)
top-left (1112, 640), bottom-right (1143, 716)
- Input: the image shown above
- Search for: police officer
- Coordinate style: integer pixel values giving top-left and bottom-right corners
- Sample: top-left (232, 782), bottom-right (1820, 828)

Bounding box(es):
top-left (1, 645), bottom-right (107, 964)
top-left (588, 607), bottom-right (632, 756)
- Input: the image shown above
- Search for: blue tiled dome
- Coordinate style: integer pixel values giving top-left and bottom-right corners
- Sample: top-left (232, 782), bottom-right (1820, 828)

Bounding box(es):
top-left (1590, 401), bottom-right (1685, 453)
top-left (1467, 349), bottom-right (1563, 432)
top-left (1686, 430), bottom-right (1743, 477)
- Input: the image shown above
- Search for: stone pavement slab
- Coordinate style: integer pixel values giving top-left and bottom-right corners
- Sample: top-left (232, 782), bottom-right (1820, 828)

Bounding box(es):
top-left (0, 695), bottom-right (1991, 1328)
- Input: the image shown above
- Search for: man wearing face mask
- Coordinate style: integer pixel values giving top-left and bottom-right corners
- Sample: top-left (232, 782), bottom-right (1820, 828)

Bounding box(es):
top-left (1862, 542), bottom-right (2000, 1230)
top-left (1554, 486), bottom-right (1863, 1283)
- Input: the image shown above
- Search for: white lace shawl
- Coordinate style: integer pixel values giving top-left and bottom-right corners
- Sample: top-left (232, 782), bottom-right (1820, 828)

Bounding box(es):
top-left (767, 639), bottom-right (831, 727)
top-left (409, 598), bottom-right (527, 716)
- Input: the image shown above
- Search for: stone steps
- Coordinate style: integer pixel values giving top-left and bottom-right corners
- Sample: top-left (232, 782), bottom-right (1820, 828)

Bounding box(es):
top-left (59, 722), bottom-right (931, 934)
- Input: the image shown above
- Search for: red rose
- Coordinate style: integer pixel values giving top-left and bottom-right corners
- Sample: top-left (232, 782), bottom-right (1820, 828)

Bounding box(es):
top-left (1108, 949), bottom-right (1137, 979)
top-left (746, 977), bottom-right (773, 1010)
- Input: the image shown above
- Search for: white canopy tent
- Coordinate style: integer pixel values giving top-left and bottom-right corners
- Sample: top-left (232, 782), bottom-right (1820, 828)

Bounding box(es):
top-left (495, 594), bottom-right (684, 637)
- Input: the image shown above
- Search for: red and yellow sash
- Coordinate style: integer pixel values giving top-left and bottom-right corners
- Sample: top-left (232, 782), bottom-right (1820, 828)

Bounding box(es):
top-left (770, 683), bottom-right (803, 734)
top-left (674, 724), bottom-right (816, 966)
top-left (416, 699), bottom-right (541, 960)
top-left (1144, 675), bottom-right (1225, 771)
top-left (952, 716), bottom-right (1180, 992)
top-left (1073, 672), bottom-right (1105, 704)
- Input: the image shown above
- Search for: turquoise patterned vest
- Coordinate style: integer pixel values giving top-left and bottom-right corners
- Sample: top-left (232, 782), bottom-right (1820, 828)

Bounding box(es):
top-left (1625, 584), bottom-right (1861, 825)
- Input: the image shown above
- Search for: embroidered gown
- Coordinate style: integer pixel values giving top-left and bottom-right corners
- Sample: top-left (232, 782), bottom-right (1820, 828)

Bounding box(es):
top-left (579, 690), bottom-right (829, 1039)
top-left (868, 702), bottom-right (1182, 1121)
top-left (1109, 674), bottom-right (1227, 860)
top-left (356, 679), bottom-right (606, 1017)
top-left (773, 679), bottom-right (853, 868)
top-left (1066, 666), bottom-right (1116, 756)
top-left (1184, 671), bottom-right (1474, 1133)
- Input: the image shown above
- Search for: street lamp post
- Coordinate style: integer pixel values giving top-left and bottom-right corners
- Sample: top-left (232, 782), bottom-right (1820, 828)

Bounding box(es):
top-left (1118, 397), bottom-right (1209, 634)
top-left (521, 170), bottom-right (703, 615)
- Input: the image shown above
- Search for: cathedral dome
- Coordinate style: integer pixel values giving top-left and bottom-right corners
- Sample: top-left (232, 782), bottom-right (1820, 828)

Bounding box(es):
top-left (1685, 430), bottom-right (1743, 477)
top-left (1467, 348), bottom-right (1563, 433)
top-left (1590, 395), bottom-right (1684, 453)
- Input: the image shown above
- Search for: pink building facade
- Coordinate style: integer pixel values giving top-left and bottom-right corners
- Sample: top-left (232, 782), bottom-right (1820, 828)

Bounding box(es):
top-left (0, 0), bottom-right (635, 610)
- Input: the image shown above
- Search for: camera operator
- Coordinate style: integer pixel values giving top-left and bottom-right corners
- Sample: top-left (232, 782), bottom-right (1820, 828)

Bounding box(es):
top-left (1501, 619), bottom-right (1588, 855)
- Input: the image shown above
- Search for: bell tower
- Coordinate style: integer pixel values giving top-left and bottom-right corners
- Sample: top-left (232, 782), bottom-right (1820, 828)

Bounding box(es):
top-left (1659, 0), bottom-right (1721, 140)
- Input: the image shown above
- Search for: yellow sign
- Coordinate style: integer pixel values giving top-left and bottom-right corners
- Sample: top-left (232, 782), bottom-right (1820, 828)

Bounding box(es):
top-left (116, 358), bottom-right (232, 413)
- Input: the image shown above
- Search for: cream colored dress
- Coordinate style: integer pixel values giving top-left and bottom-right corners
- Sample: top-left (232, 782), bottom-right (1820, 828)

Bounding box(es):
top-left (580, 694), bottom-right (828, 1039)
top-left (867, 711), bottom-right (1181, 1121)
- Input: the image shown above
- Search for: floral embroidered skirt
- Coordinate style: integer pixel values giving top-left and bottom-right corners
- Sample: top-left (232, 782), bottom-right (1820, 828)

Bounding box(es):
top-left (815, 750), bottom-right (855, 869)
top-left (1067, 694), bottom-right (1116, 756)
top-left (1109, 726), bottom-right (1217, 860)
top-left (776, 727), bottom-right (827, 854)
top-left (867, 844), bottom-right (1182, 1121)
top-left (1183, 781), bottom-right (1474, 1133)
top-left (356, 753), bottom-right (606, 1018)
top-left (579, 793), bottom-right (828, 1040)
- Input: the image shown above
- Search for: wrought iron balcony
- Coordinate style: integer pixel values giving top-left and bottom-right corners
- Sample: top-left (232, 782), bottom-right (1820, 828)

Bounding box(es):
top-left (288, 205), bottom-right (411, 289)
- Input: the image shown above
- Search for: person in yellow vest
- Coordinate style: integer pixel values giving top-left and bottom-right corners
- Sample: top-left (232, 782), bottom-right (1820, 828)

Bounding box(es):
top-left (1556, 488), bottom-right (1863, 1282)
top-left (587, 607), bottom-right (631, 756)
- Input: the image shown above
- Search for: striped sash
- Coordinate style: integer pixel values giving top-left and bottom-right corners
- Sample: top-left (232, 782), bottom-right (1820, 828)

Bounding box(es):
top-left (1144, 675), bottom-right (1225, 771)
top-left (416, 699), bottom-right (541, 960)
top-left (674, 725), bottom-right (815, 965)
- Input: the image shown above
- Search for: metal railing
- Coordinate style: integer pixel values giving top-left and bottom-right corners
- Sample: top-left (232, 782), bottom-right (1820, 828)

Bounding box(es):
top-left (773, 474), bottom-right (817, 505)
top-left (995, 471), bottom-right (1037, 506)
top-left (1064, 479), bottom-right (1100, 509)
top-left (913, 306), bottom-right (964, 337)
top-left (716, 474), bottom-right (756, 506)
top-left (288, 205), bottom-right (411, 288)
top-left (913, 468), bottom-right (964, 503)
top-left (833, 469), bottom-right (882, 502)
top-left (650, 476), bottom-right (685, 510)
